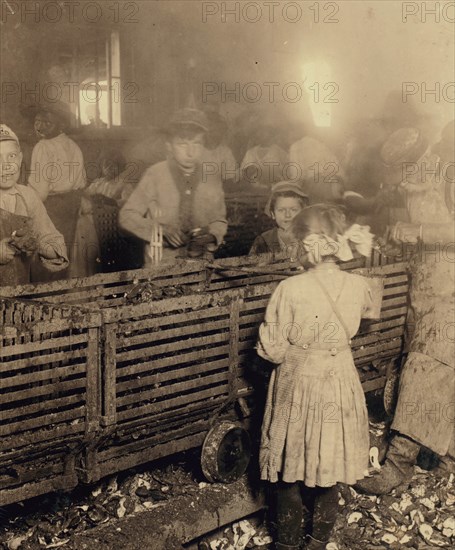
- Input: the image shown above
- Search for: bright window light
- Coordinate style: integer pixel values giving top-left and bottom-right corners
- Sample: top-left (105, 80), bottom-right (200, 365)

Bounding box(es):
top-left (302, 61), bottom-right (333, 127)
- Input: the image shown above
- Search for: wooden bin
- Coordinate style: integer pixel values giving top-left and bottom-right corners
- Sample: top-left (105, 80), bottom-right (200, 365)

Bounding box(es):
top-left (0, 298), bottom-right (102, 506)
top-left (0, 253), bottom-right (409, 502)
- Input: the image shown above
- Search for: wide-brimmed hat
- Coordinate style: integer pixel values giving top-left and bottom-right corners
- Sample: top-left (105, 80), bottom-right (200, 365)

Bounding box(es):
top-left (381, 128), bottom-right (429, 186)
top-left (264, 180), bottom-right (309, 217)
top-left (0, 124), bottom-right (20, 146)
top-left (20, 100), bottom-right (72, 128)
top-left (381, 128), bottom-right (429, 167)
top-left (164, 108), bottom-right (209, 135)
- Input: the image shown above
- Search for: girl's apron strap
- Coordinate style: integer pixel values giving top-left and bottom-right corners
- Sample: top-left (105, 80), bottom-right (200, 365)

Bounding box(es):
top-left (311, 271), bottom-right (352, 343)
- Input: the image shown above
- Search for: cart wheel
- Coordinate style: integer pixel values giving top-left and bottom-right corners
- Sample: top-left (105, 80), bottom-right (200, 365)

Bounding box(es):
top-left (383, 370), bottom-right (400, 416)
top-left (201, 421), bottom-right (251, 483)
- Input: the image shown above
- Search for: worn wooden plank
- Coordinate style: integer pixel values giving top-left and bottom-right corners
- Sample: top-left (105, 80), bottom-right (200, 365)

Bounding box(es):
top-left (0, 472), bottom-right (79, 507)
top-left (227, 297), bottom-right (241, 400)
top-left (116, 344), bottom-right (230, 378)
top-left (0, 362), bottom-right (86, 389)
top-left (112, 395), bottom-right (225, 433)
top-left (0, 378), bottom-right (86, 405)
top-left (381, 296), bottom-right (409, 309)
top-left (0, 333), bottom-right (87, 358)
top-left (0, 407), bottom-right (85, 437)
top-left (353, 340), bottom-right (403, 360)
top-left (117, 317), bottom-right (230, 349)
top-left (117, 358), bottom-right (229, 393)
top-left (85, 327), bottom-right (100, 433)
top-left (117, 371), bottom-right (229, 407)
top-left (116, 331), bottom-right (230, 362)
top-left (117, 385), bottom-right (229, 422)
top-left (0, 348), bottom-right (87, 374)
top-left (120, 304), bottom-right (231, 334)
top-left (103, 323), bottom-right (118, 426)
top-left (0, 423), bottom-right (84, 452)
top-left (0, 393), bottom-right (83, 423)
top-left (96, 432), bottom-right (207, 481)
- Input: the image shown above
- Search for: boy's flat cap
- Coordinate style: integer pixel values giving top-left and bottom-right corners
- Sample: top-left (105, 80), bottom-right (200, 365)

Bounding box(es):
top-left (0, 124), bottom-right (20, 145)
top-left (167, 108), bottom-right (209, 133)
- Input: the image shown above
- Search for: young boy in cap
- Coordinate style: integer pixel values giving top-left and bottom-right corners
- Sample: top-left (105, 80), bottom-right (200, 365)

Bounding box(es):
top-left (119, 108), bottom-right (227, 265)
top-left (249, 180), bottom-right (308, 256)
top-left (0, 124), bottom-right (68, 286)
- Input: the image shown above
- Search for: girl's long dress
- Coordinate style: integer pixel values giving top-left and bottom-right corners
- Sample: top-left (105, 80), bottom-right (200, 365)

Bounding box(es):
top-left (257, 264), bottom-right (373, 487)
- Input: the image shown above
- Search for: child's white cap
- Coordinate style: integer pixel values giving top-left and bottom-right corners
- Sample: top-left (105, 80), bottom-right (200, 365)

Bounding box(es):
top-left (0, 124), bottom-right (20, 146)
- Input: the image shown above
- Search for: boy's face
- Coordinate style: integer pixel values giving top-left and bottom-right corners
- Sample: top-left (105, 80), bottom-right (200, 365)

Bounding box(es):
top-left (271, 196), bottom-right (303, 232)
top-left (34, 111), bottom-right (62, 139)
top-left (0, 141), bottom-right (23, 189)
top-left (167, 132), bottom-right (205, 172)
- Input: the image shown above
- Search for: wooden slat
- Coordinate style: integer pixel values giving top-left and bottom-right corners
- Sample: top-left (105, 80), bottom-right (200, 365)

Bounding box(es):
top-left (382, 284), bottom-right (409, 297)
top-left (0, 407), bottom-right (85, 437)
top-left (1, 378), bottom-right (87, 405)
top-left (0, 423), bottom-right (84, 452)
top-left (85, 327), bottom-right (100, 432)
top-left (381, 296), bottom-right (408, 308)
top-left (0, 348), bottom-right (87, 374)
top-left (353, 340), bottom-right (402, 360)
top-left (117, 358), bottom-right (229, 393)
top-left (116, 331), bottom-right (230, 362)
top-left (120, 304), bottom-right (230, 333)
top-left (117, 317), bottom-right (230, 349)
top-left (116, 344), bottom-right (230, 378)
top-left (0, 394), bottom-right (83, 422)
top-left (0, 333), bottom-right (87, 358)
top-left (117, 385), bottom-right (229, 422)
top-left (117, 371), bottom-right (229, 407)
top-left (111, 395), bottom-right (225, 432)
top-left (0, 362), bottom-right (86, 389)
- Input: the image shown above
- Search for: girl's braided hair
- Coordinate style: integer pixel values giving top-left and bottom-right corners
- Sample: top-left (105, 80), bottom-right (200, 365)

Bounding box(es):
top-left (292, 203), bottom-right (347, 241)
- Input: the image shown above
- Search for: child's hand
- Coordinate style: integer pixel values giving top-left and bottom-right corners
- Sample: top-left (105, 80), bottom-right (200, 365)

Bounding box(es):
top-left (0, 238), bottom-right (17, 265)
top-left (9, 229), bottom-right (39, 256)
top-left (386, 222), bottom-right (421, 244)
top-left (162, 225), bottom-right (188, 248)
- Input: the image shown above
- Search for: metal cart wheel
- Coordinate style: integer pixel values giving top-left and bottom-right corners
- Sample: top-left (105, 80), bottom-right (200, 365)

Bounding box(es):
top-left (201, 421), bottom-right (251, 483)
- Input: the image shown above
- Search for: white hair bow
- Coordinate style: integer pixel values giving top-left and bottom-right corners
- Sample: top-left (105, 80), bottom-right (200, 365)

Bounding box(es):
top-left (302, 224), bottom-right (373, 265)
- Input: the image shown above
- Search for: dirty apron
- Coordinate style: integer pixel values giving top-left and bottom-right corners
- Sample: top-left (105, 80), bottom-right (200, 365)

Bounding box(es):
top-left (391, 183), bottom-right (455, 457)
top-left (0, 205), bottom-right (33, 286)
top-left (30, 190), bottom-right (82, 282)
top-left (260, 274), bottom-right (369, 487)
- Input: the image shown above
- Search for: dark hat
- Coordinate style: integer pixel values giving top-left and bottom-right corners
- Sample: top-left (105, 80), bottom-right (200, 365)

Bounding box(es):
top-left (264, 180), bottom-right (309, 217)
top-left (166, 108), bottom-right (209, 134)
top-left (381, 128), bottom-right (429, 167)
top-left (381, 128), bottom-right (429, 187)
top-left (21, 100), bottom-right (72, 128)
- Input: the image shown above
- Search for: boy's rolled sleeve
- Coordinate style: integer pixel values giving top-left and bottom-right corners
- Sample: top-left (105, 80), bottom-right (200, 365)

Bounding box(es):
top-left (119, 170), bottom-right (156, 242)
top-left (26, 188), bottom-right (69, 271)
top-left (206, 183), bottom-right (228, 245)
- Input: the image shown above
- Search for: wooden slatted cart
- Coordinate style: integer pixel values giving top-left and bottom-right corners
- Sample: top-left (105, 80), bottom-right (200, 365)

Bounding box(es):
top-left (0, 252), bottom-right (409, 506)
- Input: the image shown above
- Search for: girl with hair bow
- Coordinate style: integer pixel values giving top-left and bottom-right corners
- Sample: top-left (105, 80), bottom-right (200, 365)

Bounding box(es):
top-left (256, 204), bottom-right (377, 549)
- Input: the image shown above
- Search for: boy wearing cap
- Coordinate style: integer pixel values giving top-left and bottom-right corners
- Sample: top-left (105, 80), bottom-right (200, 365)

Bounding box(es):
top-left (119, 108), bottom-right (227, 265)
top-left (0, 124), bottom-right (68, 286)
top-left (249, 181), bottom-right (308, 256)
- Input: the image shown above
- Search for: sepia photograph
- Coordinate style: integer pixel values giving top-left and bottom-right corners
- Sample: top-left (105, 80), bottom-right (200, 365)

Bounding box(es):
top-left (0, 1), bottom-right (454, 548)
